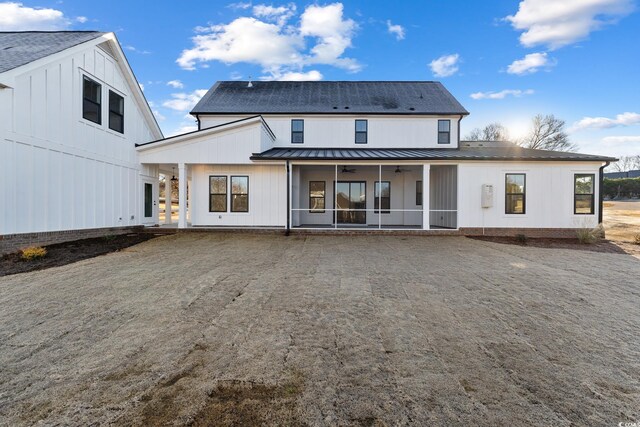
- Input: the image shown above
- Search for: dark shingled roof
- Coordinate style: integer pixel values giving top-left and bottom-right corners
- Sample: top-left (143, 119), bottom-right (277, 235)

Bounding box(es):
top-left (0, 31), bottom-right (104, 74)
top-left (191, 81), bottom-right (469, 115)
top-left (251, 147), bottom-right (616, 162)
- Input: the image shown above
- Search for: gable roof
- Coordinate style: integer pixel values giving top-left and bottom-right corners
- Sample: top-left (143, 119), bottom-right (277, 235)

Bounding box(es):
top-left (191, 81), bottom-right (469, 116)
top-left (0, 31), bottom-right (105, 74)
top-left (250, 146), bottom-right (617, 162)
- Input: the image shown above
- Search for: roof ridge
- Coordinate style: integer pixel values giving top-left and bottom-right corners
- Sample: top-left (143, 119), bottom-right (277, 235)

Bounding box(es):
top-left (0, 30), bottom-right (104, 34)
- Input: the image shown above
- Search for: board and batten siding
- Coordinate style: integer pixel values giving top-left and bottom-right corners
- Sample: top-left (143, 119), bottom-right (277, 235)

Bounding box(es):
top-left (0, 42), bottom-right (158, 235)
top-left (457, 161), bottom-right (601, 229)
top-left (190, 164), bottom-right (286, 227)
top-left (199, 115), bottom-right (460, 148)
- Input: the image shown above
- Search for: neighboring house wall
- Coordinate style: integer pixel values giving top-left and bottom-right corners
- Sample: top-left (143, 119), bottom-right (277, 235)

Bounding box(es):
top-left (0, 40), bottom-right (159, 235)
top-left (458, 161), bottom-right (601, 229)
top-left (199, 115), bottom-right (461, 148)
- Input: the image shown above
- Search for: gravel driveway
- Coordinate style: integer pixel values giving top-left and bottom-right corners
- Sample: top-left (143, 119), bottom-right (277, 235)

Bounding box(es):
top-left (1, 233), bottom-right (639, 426)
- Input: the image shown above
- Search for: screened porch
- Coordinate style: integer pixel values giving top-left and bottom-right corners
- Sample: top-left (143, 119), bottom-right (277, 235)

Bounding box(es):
top-left (290, 164), bottom-right (458, 230)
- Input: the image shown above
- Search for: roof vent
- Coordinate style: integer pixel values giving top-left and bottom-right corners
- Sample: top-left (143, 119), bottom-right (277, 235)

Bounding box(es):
top-left (247, 76), bottom-right (253, 88)
top-left (344, 106), bottom-right (349, 109)
top-left (408, 107), bottom-right (415, 111)
top-left (332, 106), bottom-right (338, 109)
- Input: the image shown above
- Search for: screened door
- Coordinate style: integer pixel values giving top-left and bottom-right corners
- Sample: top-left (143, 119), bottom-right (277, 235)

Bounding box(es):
top-left (335, 181), bottom-right (366, 224)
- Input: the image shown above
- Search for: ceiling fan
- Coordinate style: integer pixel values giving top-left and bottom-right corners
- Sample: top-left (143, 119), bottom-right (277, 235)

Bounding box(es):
top-left (394, 166), bottom-right (411, 173)
top-left (341, 166), bottom-right (356, 173)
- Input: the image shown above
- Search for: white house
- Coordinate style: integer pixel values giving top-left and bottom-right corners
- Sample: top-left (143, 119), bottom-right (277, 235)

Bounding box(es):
top-left (136, 81), bottom-right (615, 236)
top-left (0, 31), bottom-right (162, 251)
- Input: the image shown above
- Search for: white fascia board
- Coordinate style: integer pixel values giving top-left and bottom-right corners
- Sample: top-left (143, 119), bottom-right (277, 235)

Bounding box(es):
top-left (104, 33), bottom-right (163, 140)
top-left (136, 116), bottom-right (267, 152)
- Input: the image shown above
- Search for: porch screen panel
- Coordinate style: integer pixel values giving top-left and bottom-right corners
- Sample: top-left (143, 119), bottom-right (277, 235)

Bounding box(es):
top-left (231, 176), bottom-right (249, 212)
top-left (309, 181), bottom-right (325, 213)
top-left (429, 165), bottom-right (458, 228)
top-left (374, 181), bottom-right (390, 214)
top-left (209, 176), bottom-right (227, 212)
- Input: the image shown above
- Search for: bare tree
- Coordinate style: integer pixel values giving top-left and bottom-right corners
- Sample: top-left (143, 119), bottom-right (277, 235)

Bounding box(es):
top-left (465, 122), bottom-right (509, 141)
top-left (610, 155), bottom-right (640, 172)
top-left (519, 114), bottom-right (576, 152)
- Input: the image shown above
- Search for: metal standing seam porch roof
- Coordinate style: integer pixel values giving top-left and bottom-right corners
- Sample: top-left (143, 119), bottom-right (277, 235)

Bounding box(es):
top-left (0, 31), bottom-right (105, 74)
top-left (250, 147), bottom-right (617, 162)
top-left (191, 81), bottom-right (469, 116)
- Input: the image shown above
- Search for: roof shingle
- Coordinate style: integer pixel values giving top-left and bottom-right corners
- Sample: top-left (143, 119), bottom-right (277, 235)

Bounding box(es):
top-left (191, 81), bottom-right (469, 115)
top-left (0, 31), bottom-right (104, 74)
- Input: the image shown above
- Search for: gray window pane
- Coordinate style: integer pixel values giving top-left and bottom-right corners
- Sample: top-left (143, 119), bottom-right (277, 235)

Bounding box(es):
top-left (438, 120), bottom-right (450, 132)
top-left (232, 194), bottom-right (248, 212)
top-left (210, 195), bottom-right (226, 212)
top-left (575, 195), bottom-right (593, 214)
top-left (231, 176), bottom-right (248, 194)
top-left (506, 174), bottom-right (525, 193)
top-left (292, 120), bottom-right (304, 131)
top-left (210, 177), bottom-right (227, 194)
top-left (506, 195), bottom-right (524, 214)
top-left (355, 132), bottom-right (367, 143)
top-left (355, 120), bottom-right (367, 132)
top-left (292, 132), bottom-right (303, 143)
top-left (438, 132), bottom-right (450, 144)
top-left (575, 175), bottom-right (593, 194)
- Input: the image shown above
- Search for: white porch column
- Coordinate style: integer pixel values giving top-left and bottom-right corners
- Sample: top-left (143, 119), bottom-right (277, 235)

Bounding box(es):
top-left (422, 164), bottom-right (430, 230)
top-left (164, 174), bottom-right (172, 225)
top-left (178, 163), bottom-right (187, 229)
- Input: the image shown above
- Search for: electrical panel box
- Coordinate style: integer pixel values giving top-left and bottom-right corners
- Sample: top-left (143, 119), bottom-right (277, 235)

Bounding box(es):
top-left (481, 184), bottom-right (493, 208)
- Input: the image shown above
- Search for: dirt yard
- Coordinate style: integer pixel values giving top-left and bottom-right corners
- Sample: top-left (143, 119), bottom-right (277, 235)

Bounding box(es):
top-left (0, 233), bottom-right (639, 426)
top-left (604, 200), bottom-right (640, 242)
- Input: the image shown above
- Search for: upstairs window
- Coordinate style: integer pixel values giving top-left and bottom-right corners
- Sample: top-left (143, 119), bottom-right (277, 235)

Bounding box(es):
top-left (505, 173), bottom-right (526, 214)
top-left (375, 181), bottom-right (391, 214)
top-left (82, 76), bottom-right (101, 124)
top-left (355, 120), bottom-right (368, 144)
top-left (231, 176), bottom-right (249, 212)
top-left (109, 90), bottom-right (124, 133)
top-left (291, 119), bottom-right (304, 144)
top-left (574, 174), bottom-right (595, 214)
top-left (209, 176), bottom-right (227, 212)
top-left (438, 119), bottom-right (450, 144)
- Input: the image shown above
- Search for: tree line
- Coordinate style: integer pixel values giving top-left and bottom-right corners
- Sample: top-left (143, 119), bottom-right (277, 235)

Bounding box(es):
top-left (464, 114), bottom-right (577, 152)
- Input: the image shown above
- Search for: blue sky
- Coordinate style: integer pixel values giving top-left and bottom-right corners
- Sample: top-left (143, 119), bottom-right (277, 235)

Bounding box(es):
top-left (1, 0), bottom-right (639, 157)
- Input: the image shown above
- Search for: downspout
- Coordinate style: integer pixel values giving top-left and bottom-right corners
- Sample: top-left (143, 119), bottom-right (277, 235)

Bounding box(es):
top-left (286, 160), bottom-right (291, 236)
top-left (458, 114), bottom-right (464, 145)
top-left (195, 114), bottom-right (201, 130)
top-left (598, 161), bottom-right (610, 224)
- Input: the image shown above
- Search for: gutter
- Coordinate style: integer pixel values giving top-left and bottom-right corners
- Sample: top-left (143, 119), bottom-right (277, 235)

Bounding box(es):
top-left (599, 161), bottom-right (610, 224)
top-left (286, 160), bottom-right (291, 236)
top-left (457, 114), bottom-right (464, 146)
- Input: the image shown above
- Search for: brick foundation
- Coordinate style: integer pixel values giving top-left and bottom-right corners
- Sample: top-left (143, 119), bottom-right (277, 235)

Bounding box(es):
top-left (142, 226), bottom-right (582, 239)
top-left (459, 227), bottom-right (581, 239)
top-left (0, 226), bottom-right (144, 255)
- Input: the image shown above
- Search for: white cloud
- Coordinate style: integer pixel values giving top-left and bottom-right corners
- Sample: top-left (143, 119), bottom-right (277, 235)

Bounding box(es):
top-left (429, 54), bottom-right (460, 77)
top-left (603, 136), bottom-right (640, 144)
top-left (138, 82), bottom-right (144, 91)
top-left (470, 89), bottom-right (534, 100)
top-left (227, 1), bottom-right (252, 10)
top-left (507, 52), bottom-right (555, 75)
top-left (162, 89), bottom-right (208, 112)
top-left (167, 80), bottom-right (184, 89)
top-left (124, 45), bottom-right (151, 55)
top-left (260, 69), bottom-right (323, 81)
top-left (0, 2), bottom-right (69, 30)
top-left (177, 3), bottom-right (360, 75)
top-left (75, 16), bottom-right (87, 23)
top-left (153, 110), bottom-right (166, 121)
top-left (505, 0), bottom-right (634, 49)
top-left (253, 3), bottom-right (296, 26)
top-left (168, 124), bottom-right (198, 137)
top-left (572, 112), bottom-right (640, 130)
top-left (386, 20), bottom-right (405, 40)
